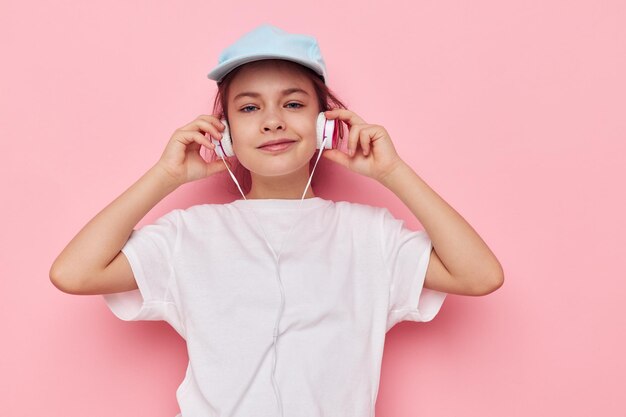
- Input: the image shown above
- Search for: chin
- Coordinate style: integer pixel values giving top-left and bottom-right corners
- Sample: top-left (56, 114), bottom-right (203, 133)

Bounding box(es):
top-left (239, 148), bottom-right (316, 177)
top-left (251, 163), bottom-right (306, 178)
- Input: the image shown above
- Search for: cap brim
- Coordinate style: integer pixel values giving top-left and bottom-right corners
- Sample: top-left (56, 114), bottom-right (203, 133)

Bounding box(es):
top-left (207, 54), bottom-right (325, 83)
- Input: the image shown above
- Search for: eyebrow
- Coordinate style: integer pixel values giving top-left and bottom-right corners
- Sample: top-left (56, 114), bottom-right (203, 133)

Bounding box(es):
top-left (232, 87), bottom-right (310, 102)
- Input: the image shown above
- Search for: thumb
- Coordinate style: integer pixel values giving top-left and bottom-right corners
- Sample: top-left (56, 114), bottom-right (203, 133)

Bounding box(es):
top-left (206, 156), bottom-right (236, 176)
top-left (322, 149), bottom-right (351, 169)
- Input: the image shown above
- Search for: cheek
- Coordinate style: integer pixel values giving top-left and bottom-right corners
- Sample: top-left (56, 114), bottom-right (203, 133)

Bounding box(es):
top-left (229, 123), bottom-right (251, 148)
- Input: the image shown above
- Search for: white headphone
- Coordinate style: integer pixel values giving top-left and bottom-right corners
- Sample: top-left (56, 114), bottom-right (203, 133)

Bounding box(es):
top-left (210, 112), bottom-right (338, 158)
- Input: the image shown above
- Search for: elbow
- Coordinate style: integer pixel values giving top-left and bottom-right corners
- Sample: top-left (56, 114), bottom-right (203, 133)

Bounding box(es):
top-left (472, 267), bottom-right (505, 296)
top-left (49, 262), bottom-right (84, 295)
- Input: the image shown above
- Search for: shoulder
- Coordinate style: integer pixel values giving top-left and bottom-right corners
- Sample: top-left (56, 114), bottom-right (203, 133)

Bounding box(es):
top-left (333, 199), bottom-right (386, 213)
top-left (179, 203), bottom-right (223, 216)
top-left (331, 199), bottom-right (389, 222)
top-left (157, 203), bottom-right (233, 227)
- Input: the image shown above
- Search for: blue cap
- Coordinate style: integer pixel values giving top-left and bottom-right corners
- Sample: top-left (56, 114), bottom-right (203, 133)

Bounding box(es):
top-left (207, 24), bottom-right (328, 84)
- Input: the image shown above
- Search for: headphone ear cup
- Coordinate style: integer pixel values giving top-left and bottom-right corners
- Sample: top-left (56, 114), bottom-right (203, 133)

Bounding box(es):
top-left (211, 119), bottom-right (235, 158)
top-left (316, 112), bottom-right (337, 150)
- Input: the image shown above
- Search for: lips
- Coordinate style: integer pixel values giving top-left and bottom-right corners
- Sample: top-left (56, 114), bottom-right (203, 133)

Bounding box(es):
top-left (258, 138), bottom-right (296, 148)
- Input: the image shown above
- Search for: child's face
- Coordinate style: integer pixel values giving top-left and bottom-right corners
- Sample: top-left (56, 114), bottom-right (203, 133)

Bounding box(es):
top-left (227, 60), bottom-right (320, 178)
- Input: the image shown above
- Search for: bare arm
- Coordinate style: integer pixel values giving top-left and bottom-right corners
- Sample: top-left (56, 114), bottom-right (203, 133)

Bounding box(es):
top-left (49, 114), bottom-right (230, 295)
top-left (379, 161), bottom-right (504, 296)
top-left (321, 108), bottom-right (504, 297)
top-left (49, 165), bottom-right (179, 294)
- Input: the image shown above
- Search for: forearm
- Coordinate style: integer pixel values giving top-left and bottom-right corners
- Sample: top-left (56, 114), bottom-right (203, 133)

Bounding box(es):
top-left (50, 164), bottom-right (179, 283)
top-left (378, 160), bottom-right (503, 284)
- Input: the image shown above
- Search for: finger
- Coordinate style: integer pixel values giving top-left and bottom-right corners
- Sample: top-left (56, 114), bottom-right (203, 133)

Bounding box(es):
top-left (197, 114), bottom-right (226, 132)
top-left (360, 129), bottom-right (370, 156)
top-left (360, 125), bottom-right (379, 156)
top-left (324, 108), bottom-right (366, 126)
top-left (175, 130), bottom-right (215, 150)
top-left (195, 119), bottom-right (224, 140)
top-left (179, 115), bottom-right (225, 133)
top-left (347, 124), bottom-right (365, 156)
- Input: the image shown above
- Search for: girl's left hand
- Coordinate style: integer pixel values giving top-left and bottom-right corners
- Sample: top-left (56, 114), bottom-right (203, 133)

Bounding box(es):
top-left (321, 109), bottom-right (404, 182)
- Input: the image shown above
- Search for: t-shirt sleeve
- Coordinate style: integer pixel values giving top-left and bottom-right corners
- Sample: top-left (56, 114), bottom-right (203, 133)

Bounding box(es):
top-left (379, 207), bottom-right (447, 330)
top-left (101, 209), bottom-right (184, 336)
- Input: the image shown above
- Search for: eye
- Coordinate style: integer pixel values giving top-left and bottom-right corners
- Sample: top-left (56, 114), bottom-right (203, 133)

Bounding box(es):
top-left (239, 103), bottom-right (303, 113)
top-left (240, 105), bottom-right (258, 113)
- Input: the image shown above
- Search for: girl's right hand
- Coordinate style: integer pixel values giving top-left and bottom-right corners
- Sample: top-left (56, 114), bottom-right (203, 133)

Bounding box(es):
top-left (154, 114), bottom-right (234, 187)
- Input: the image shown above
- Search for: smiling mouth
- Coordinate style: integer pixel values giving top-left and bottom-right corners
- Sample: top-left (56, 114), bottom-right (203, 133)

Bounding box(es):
top-left (258, 141), bottom-right (296, 152)
top-left (258, 140), bottom-right (296, 148)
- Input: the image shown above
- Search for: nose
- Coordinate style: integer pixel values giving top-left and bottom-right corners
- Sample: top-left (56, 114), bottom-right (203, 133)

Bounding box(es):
top-left (261, 110), bottom-right (285, 133)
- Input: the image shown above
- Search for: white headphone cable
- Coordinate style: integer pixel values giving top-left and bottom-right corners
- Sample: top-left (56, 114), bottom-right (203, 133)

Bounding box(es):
top-left (217, 135), bottom-right (328, 417)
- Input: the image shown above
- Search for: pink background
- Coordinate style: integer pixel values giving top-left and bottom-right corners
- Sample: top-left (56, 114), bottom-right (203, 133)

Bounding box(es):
top-left (1, 0), bottom-right (624, 415)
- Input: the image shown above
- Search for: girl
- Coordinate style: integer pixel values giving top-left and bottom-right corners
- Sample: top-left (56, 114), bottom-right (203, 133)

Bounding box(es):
top-left (50, 24), bottom-right (503, 417)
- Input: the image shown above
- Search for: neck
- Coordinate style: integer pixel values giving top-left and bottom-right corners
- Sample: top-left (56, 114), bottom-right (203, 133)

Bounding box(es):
top-left (245, 166), bottom-right (316, 200)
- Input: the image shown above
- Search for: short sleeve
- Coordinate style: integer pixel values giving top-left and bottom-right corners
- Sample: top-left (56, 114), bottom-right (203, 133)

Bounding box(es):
top-left (102, 209), bottom-right (184, 337)
top-left (380, 208), bottom-right (447, 330)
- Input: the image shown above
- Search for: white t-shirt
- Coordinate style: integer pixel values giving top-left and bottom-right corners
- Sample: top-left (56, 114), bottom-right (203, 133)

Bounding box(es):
top-left (103, 197), bottom-right (447, 417)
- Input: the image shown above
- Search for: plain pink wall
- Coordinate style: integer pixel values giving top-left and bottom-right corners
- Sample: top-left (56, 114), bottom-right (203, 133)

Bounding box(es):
top-left (1, 0), bottom-right (624, 415)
